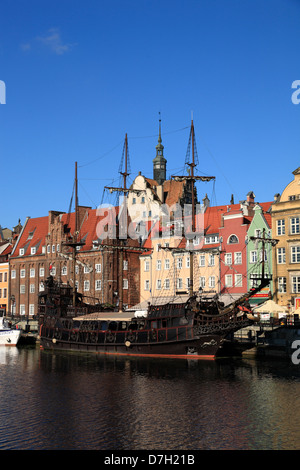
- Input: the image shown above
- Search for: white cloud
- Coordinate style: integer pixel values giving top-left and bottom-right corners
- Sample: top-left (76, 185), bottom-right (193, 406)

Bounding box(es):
top-left (20, 43), bottom-right (31, 52)
top-left (37, 28), bottom-right (75, 55)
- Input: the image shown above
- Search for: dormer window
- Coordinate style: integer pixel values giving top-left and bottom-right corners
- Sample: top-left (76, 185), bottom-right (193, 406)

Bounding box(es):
top-left (19, 248), bottom-right (25, 256)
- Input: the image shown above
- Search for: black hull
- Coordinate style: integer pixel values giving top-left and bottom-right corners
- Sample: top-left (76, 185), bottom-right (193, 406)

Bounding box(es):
top-left (39, 334), bottom-right (224, 359)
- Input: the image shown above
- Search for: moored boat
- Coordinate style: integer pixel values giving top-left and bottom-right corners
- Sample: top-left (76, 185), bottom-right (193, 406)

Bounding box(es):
top-left (0, 310), bottom-right (21, 346)
top-left (38, 274), bottom-right (269, 359)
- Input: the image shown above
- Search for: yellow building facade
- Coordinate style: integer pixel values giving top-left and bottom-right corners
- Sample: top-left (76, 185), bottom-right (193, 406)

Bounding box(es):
top-left (0, 262), bottom-right (9, 312)
top-left (271, 167), bottom-right (300, 309)
top-left (139, 233), bottom-right (220, 307)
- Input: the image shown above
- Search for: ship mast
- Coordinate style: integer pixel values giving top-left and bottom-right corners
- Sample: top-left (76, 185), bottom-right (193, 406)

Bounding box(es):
top-left (118, 134), bottom-right (128, 312)
top-left (171, 118), bottom-right (215, 296)
top-left (63, 162), bottom-right (85, 307)
top-left (188, 119), bottom-right (196, 296)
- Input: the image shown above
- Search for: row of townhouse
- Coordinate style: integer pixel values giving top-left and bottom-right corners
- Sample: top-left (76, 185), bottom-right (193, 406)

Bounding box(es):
top-left (139, 191), bottom-right (274, 309)
top-left (3, 167), bottom-right (300, 317)
top-left (0, 221), bottom-right (22, 312)
top-left (271, 167), bottom-right (300, 309)
top-left (7, 207), bottom-right (141, 317)
top-left (139, 167), bottom-right (300, 313)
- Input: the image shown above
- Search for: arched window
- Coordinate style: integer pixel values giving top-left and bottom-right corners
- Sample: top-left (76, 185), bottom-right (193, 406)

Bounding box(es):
top-left (228, 234), bottom-right (239, 244)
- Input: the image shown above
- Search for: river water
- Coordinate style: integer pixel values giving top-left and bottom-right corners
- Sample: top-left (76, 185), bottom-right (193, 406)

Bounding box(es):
top-left (0, 346), bottom-right (300, 451)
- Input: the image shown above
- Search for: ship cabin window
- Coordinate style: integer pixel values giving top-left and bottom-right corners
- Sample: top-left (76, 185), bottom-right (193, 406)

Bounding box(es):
top-left (108, 321), bottom-right (117, 331)
top-left (100, 321), bottom-right (108, 330)
top-left (118, 321), bottom-right (128, 331)
top-left (128, 320), bottom-right (145, 330)
top-left (151, 320), bottom-right (157, 329)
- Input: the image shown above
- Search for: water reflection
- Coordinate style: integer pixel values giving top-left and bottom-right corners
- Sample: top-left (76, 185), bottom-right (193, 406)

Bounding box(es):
top-left (0, 348), bottom-right (300, 449)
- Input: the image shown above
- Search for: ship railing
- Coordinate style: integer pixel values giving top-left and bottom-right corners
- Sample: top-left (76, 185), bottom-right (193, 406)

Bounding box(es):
top-left (66, 306), bottom-right (89, 318)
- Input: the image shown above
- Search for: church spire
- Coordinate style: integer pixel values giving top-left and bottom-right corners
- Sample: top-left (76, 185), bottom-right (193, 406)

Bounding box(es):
top-left (153, 112), bottom-right (166, 185)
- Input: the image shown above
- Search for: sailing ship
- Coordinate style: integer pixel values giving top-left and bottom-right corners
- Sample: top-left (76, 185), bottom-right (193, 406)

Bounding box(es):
top-left (38, 121), bottom-right (274, 359)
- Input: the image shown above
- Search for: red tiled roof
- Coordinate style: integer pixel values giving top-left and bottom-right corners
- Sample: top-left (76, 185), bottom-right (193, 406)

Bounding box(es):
top-left (11, 216), bottom-right (49, 258)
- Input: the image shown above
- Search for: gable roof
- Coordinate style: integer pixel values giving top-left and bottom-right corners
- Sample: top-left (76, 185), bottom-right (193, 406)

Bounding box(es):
top-left (11, 216), bottom-right (49, 258)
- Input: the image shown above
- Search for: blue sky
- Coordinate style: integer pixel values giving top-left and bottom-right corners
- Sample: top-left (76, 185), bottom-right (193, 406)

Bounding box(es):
top-left (0, 0), bottom-right (299, 230)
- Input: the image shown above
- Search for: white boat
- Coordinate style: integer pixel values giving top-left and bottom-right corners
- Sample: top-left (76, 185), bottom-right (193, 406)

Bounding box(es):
top-left (0, 311), bottom-right (21, 346)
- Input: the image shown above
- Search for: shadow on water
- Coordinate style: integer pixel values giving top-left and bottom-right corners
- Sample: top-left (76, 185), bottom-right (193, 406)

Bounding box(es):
top-left (1, 347), bottom-right (300, 450)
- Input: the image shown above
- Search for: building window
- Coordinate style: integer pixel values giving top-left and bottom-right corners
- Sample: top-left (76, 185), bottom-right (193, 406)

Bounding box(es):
top-left (19, 248), bottom-right (25, 256)
top-left (208, 254), bottom-right (215, 266)
top-left (277, 247), bottom-right (286, 264)
top-left (156, 260), bottom-right (161, 271)
top-left (30, 268), bottom-right (35, 278)
top-left (235, 274), bottom-right (243, 287)
top-left (123, 260), bottom-right (128, 270)
top-left (40, 267), bottom-right (45, 277)
top-left (3, 288), bottom-right (7, 298)
top-left (278, 277), bottom-right (286, 293)
top-left (20, 269), bottom-right (25, 278)
top-left (176, 278), bottom-right (183, 289)
top-left (205, 235), bottom-right (219, 244)
top-left (225, 275), bottom-right (233, 287)
top-left (234, 252), bottom-right (242, 265)
top-left (291, 217), bottom-right (300, 235)
top-left (11, 270), bottom-right (16, 279)
top-left (95, 280), bottom-right (101, 290)
top-left (144, 260), bottom-right (150, 272)
top-left (177, 258), bottom-right (183, 269)
top-left (30, 284), bottom-right (35, 293)
top-left (20, 305), bottom-right (25, 315)
top-left (145, 280), bottom-right (150, 291)
top-left (186, 256), bottom-right (190, 268)
top-left (165, 259), bottom-right (170, 269)
top-left (250, 251), bottom-right (257, 264)
top-left (57, 244), bottom-right (60, 252)
top-left (199, 277), bottom-right (205, 288)
top-left (61, 266), bottom-right (67, 275)
top-left (277, 219), bottom-right (285, 236)
top-left (209, 276), bottom-right (215, 288)
top-left (156, 279), bottom-right (161, 290)
top-left (47, 245), bottom-right (50, 253)
top-left (292, 276), bottom-right (300, 293)
top-left (29, 304), bottom-right (35, 315)
top-left (164, 279), bottom-right (170, 289)
top-left (228, 234), bottom-right (239, 244)
top-left (31, 247), bottom-right (36, 255)
top-left (123, 279), bottom-right (128, 289)
top-left (20, 285), bottom-right (25, 294)
top-left (50, 266), bottom-right (56, 276)
top-left (225, 253), bottom-right (232, 265)
top-left (52, 245), bottom-right (55, 253)
top-left (84, 281), bottom-right (90, 291)
top-left (250, 273), bottom-right (260, 288)
top-left (291, 246), bottom-right (300, 263)
top-left (95, 264), bottom-right (101, 273)
top-left (199, 254), bottom-right (205, 267)
top-left (84, 266), bottom-right (90, 274)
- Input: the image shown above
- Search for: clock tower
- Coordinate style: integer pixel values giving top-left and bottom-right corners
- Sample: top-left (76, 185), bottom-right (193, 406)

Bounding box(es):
top-left (153, 115), bottom-right (166, 185)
